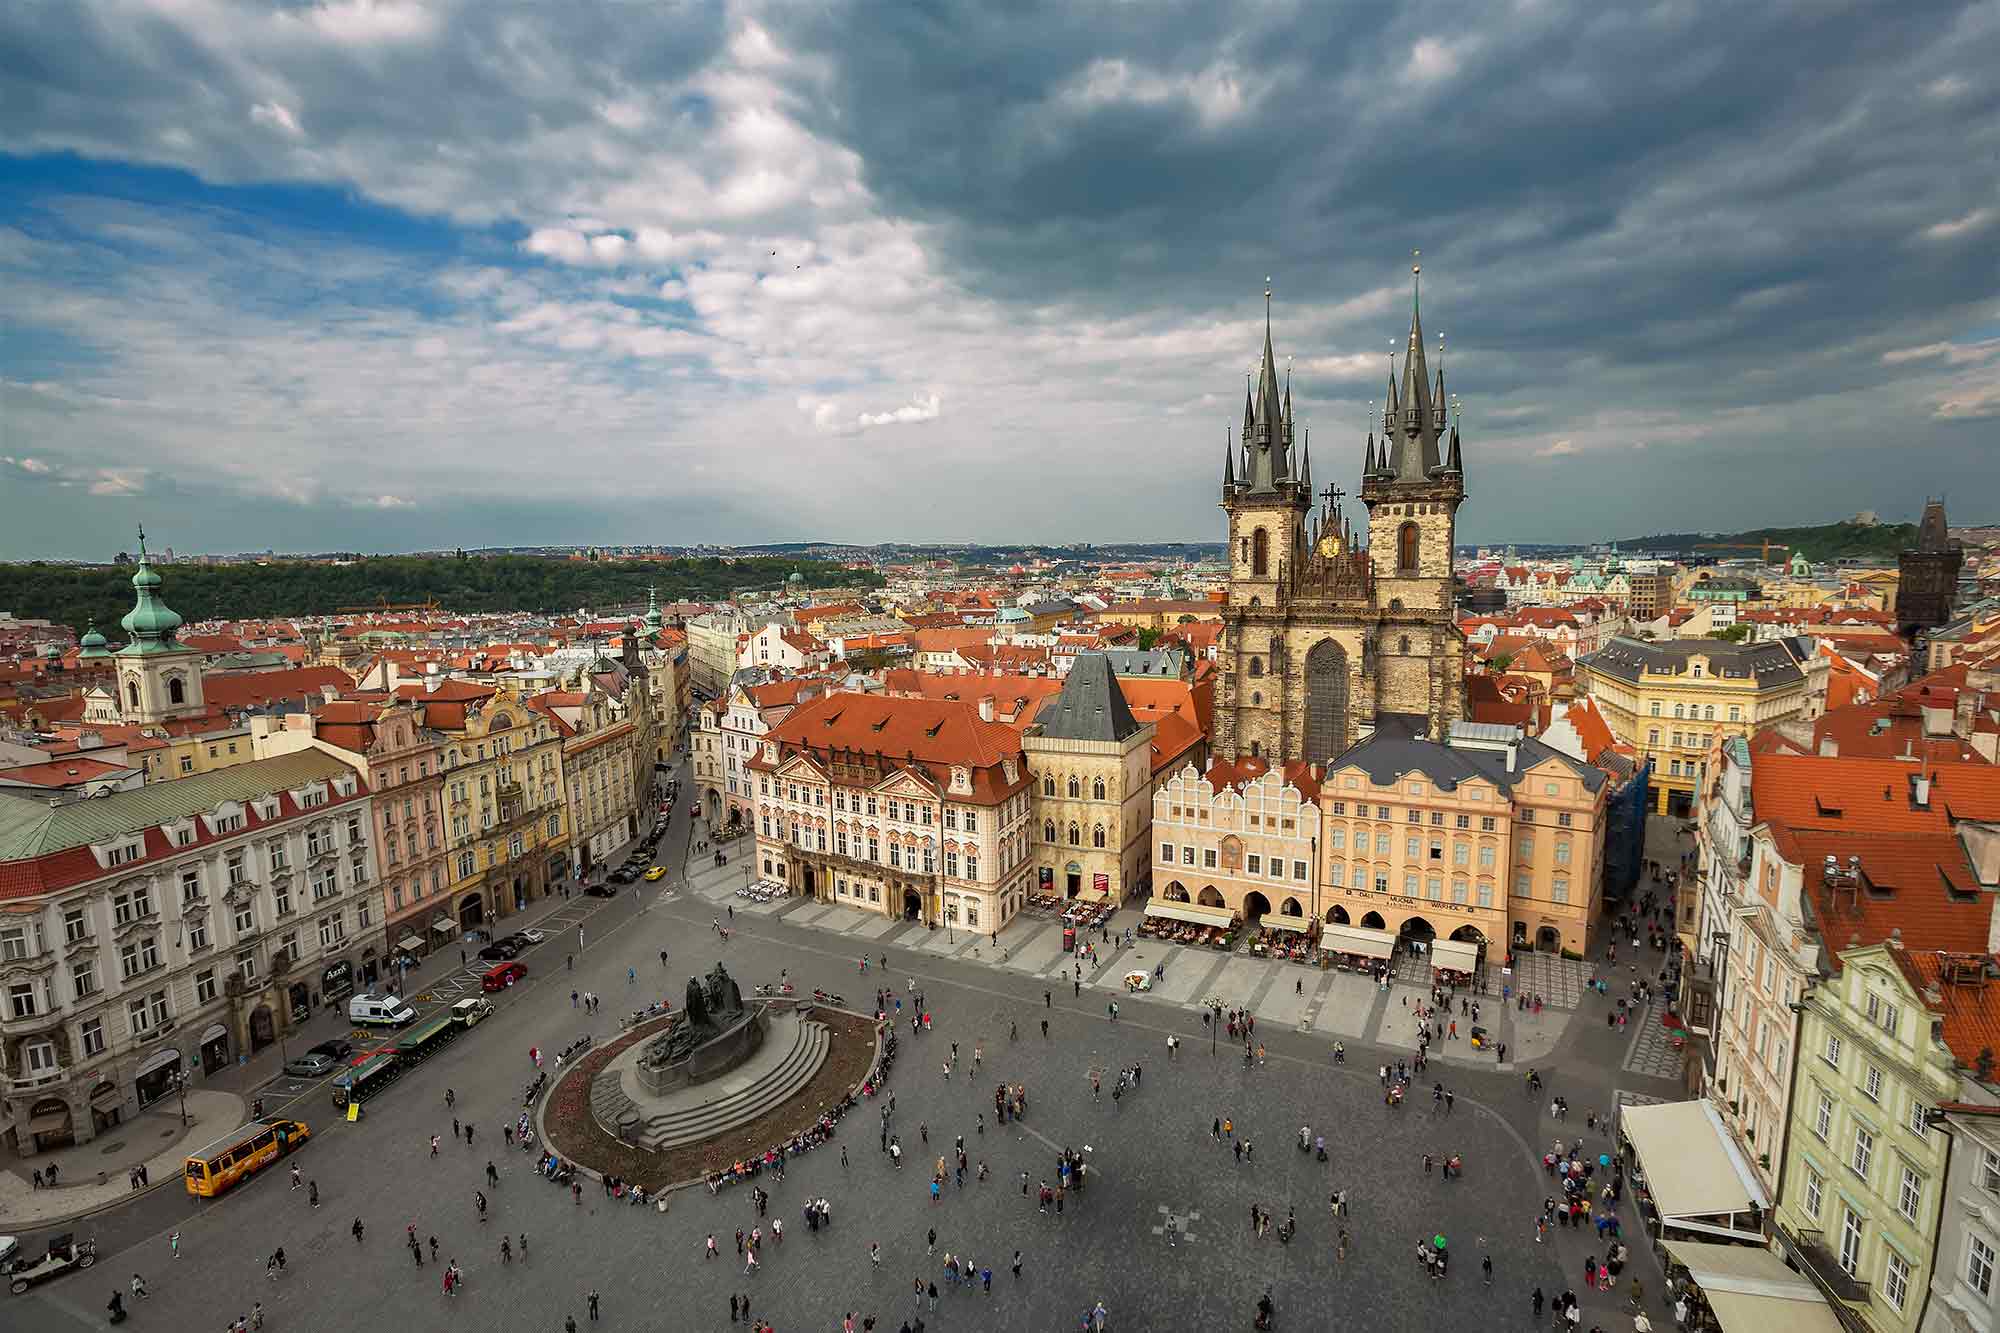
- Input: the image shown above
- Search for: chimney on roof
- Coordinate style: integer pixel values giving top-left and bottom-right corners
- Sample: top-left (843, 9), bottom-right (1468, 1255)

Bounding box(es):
top-left (1889, 926), bottom-right (1904, 950)
top-left (1914, 773), bottom-right (1932, 810)
top-left (1819, 736), bottom-right (1838, 757)
top-left (977, 695), bottom-right (995, 723)
top-left (425, 662), bottom-right (441, 694)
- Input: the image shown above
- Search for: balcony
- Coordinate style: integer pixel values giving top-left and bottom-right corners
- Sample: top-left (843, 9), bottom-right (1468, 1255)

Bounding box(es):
top-left (1782, 1225), bottom-right (1871, 1306)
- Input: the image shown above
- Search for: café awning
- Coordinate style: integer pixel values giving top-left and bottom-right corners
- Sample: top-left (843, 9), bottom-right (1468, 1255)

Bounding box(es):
top-left (396, 936), bottom-right (425, 953)
top-left (1431, 939), bottom-right (1480, 973)
top-left (1662, 1239), bottom-right (1843, 1333)
top-left (431, 919), bottom-right (456, 937)
top-left (1622, 1100), bottom-right (1768, 1239)
top-left (135, 1047), bottom-right (181, 1077)
top-left (27, 1110), bottom-right (70, 1135)
top-left (198, 1023), bottom-right (228, 1045)
top-left (1319, 923), bottom-right (1394, 959)
top-left (1145, 900), bottom-right (1235, 927)
top-left (1263, 914), bottom-right (1310, 933)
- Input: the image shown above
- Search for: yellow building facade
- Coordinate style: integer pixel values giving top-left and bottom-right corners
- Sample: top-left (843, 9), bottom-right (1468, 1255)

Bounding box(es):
top-left (437, 683), bottom-right (569, 932)
top-left (1577, 636), bottom-right (1813, 818)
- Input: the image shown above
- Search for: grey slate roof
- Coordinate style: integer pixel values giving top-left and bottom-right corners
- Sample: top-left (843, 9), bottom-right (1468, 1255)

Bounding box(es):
top-left (1029, 652), bottom-right (1143, 743)
top-left (0, 749), bottom-right (357, 861)
top-left (1332, 725), bottom-right (1607, 796)
top-left (1100, 648), bottom-right (1187, 679)
top-left (1576, 635), bottom-right (1807, 687)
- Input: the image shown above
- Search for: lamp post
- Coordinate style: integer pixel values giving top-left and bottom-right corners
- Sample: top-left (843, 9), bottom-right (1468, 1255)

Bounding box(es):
top-left (172, 1067), bottom-right (191, 1127)
top-left (1209, 999), bottom-right (1223, 1056)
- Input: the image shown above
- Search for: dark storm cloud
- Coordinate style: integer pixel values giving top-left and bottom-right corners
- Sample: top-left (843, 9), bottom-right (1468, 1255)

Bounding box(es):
top-left (776, 0), bottom-right (2000, 416)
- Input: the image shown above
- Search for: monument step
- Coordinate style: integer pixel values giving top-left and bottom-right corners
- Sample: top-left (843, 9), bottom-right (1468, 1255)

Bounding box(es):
top-left (638, 1021), bottom-right (826, 1136)
top-left (635, 1021), bottom-right (832, 1150)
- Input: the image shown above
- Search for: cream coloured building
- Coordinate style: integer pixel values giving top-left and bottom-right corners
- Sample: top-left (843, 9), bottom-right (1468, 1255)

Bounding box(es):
top-left (1022, 654), bottom-right (1155, 905)
top-left (1149, 759), bottom-right (1321, 935)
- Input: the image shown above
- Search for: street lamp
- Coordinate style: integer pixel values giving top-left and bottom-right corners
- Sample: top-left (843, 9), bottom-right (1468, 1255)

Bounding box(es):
top-left (1209, 999), bottom-right (1223, 1056)
top-left (172, 1067), bottom-right (191, 1127)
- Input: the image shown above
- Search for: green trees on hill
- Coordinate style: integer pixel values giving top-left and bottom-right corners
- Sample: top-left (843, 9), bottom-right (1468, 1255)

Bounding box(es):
top-left (1616, 521), bottom-right (1918, 563)
top-left (0, 556), bottom-right (882, 636)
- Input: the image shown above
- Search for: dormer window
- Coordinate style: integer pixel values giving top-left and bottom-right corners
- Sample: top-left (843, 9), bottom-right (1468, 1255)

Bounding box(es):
top-left (103, 839), bottom-right (146, 867)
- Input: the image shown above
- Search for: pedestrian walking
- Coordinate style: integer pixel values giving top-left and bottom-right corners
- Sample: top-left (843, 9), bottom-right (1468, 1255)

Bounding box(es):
top-left (871, 1241), bottom-right (882, 1270)
top-left (308, 1180), bottom-right (320, 1208)
top-left (588, 1289), bottom-right (601, 1321)
top-left (352, 1217), bottom-right (366, 1244)
top-left (131, 1273), bottom-right (149, 1299)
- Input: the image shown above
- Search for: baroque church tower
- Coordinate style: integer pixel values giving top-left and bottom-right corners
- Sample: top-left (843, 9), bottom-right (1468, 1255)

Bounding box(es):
top-left (1215, 262), bottom-right (1467, 765)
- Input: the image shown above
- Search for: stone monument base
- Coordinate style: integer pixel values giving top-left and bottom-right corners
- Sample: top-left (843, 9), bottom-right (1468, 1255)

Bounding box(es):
top-left (638, 1005), bottom-right (768, 1093)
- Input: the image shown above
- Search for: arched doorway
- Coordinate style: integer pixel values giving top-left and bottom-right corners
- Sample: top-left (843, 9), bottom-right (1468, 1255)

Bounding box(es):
top-left (1280, 897), bottom-right (1304, 918)
top-left (1165, 881), bottom-right (1190, 902)
top-left (457, 891), bottom-right (485, 931)
top-left (802, 866), bottom-right (817, 898)
top-left (1243, 891), bottom-right (1271, 923)
top-left (1065, 860), bottom-right (1084, 898)
top-left (1399, 915), bottom-right (1437, 944)
top-left (134, 1047), bottom-right (183, 1107)
top-left (28, 1097), bottom-right (74, 1151)
top-left (1198, 885), bottom-right (1227, 909)
top-left (89, 1079), bottom-right (122, 1133)
top-left (1359, 911), bottom-right (1386, 930)
top-left (1325, 904), bottom-right (1351, 925)
top-left (1536, 925), bottom-right (1564, 953)
top-left (249, 1004), bottom-right (276, 1050)
top-left (903, 889), bottom-right (923, 920)
top-left (1450, 925), bottom-right (1486, 945)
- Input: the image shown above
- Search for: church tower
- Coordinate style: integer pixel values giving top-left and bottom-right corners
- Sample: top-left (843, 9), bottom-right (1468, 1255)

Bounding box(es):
top-left (1217, 285), bottom-right (1311, 757)
top-left (1214, 261), bottom-right (1469, 765)
top-left (114, 527), bottom-right (208, 725)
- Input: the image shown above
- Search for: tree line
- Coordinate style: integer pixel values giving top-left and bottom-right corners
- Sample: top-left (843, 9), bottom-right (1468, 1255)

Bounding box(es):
top-left (0, 555), bottom-right (883, 636)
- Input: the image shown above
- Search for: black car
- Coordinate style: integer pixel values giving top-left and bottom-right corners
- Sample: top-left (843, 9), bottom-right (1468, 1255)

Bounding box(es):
top-left (305, 1038), bottom-right (354, 1062)
top-left (499, 931), bottom-right (539, 952)
top-left (478, 940), bottom-right (521, 962)
top-left (582, 882), bottom-right (619, 898)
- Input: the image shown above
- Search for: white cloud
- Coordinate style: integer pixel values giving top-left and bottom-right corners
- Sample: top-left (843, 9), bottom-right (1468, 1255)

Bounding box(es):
top-left (857, 393), bottom-right (941, 428)
top-left (1535, 439), bottom-right (1577, 458)
top-left (802, 392), bottom-right (944, 435)
top-left (1056, 58), bottom-right (1256, 129)
top-left (1919, 208), bottom-right (1995, 242)
top-left (250, 102), bottom-right (303, 137)
top-left (87, 471), bottom-right (145, 496)
top-left (371, 494), bottom-right (415, 509)
top-left (1410, 37), bottom-right (1466, 83)
top-left (1882, 339), bottom-right (2000, 366)
top-left (3, 455), bottom-right (52, 474)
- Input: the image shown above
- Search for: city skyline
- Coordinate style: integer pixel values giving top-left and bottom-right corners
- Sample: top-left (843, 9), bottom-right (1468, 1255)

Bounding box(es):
top-left (2, 1), bottom-right (1996, 561)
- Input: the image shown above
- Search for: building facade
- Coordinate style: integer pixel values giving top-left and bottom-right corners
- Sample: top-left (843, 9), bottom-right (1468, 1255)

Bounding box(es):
top-left (1151, 759), bottom-right (1321, 930)
top-left (750, 693), bottom-right (1034, 932)
top-left (1022, 654), bottom-right (1155, 905)
top-left (1577, 636), bottom-right (1814, 817)
top-left (1214, 279), bottom-right (1467, 766)
top-left (0, 751), bottom-right (373, 1158)
top-left (433, 682), bottom-right (570, 932)
top-left (1774, 941), bottom-right (1960, 1333)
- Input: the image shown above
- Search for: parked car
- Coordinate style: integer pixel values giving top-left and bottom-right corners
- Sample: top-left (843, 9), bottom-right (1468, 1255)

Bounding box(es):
top-left (514, 928), bottom-right (547, 945)
top-left (450, 997), bottom-right (494, 1026)
top-left (283, 1051), bottom-right (341, 1078)
top-left (304, 1038), bottom-right (354, 1063)
top-left (478, 940), bottom-right (521, 962)
top-left (5, 1234), bottom-right (95, 1294)
top-left (481, 961), bottom-right (527, 992)
top-left (583, 882), bottom-right (619, 899)
top-left (644, 866), bottom-right (667, 882)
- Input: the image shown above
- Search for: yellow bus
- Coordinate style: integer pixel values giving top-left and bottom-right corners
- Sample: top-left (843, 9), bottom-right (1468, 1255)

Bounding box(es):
top-left (183, 1117), bottom-right (311, 1199)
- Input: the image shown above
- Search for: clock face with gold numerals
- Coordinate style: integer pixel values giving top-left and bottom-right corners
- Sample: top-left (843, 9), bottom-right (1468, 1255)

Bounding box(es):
top-left (1317, 533), bottom-right (1344, 557)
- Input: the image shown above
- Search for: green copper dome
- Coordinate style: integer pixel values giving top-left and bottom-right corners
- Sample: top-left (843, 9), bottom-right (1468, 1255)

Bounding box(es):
top-left (117, 527), bottom-right (185, 653)
top-left (77, 621), bottom-right (112, 659)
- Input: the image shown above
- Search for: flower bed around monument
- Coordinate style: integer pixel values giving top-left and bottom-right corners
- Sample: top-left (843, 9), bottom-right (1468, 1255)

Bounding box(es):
top-left (540, 1006), bottom-right (879, 1193)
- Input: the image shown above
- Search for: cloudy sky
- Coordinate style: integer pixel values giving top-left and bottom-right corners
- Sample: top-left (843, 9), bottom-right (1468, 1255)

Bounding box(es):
top-left (1, 0), bottom-right (1996, 560)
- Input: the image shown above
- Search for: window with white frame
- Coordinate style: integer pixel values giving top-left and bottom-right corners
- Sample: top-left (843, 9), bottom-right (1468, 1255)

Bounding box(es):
top-left (71, 958), bottom-right (98, 998)
top-left (1899, 1165), bottom-right (1923, 1222)
top-left (1971, 1234), bottom-right (1996, 1298)
top-left (1883, 1249), bottom-right (1909, 1312)
top-left (1863, 1065), bottom-right (1883, 1101)
top-left (194, 967), bottom-right (217, 1004)
top-left (1802, 1167), bottom-right (1823, 1219)
top-left (24, 1037), bottom-right (58, 1074)
top-left (1823, 1033), bottom-right (1842, 1068)
top-left (1839, 1208), bottom-right (1863, 1277)
top-left (1851, 1124), bottom-right (1874, 1179)
top-left (80, 1016), bottom-right (105, 1056)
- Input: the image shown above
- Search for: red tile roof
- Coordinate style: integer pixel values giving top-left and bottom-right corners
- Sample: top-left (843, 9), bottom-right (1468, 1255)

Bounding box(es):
top-left (1752, 755), bottom-right (2000, 833)
top-left (751, 691), bottom-right (1029, 805)
top-left (1202, 754), bottom-right (1324, 803)
top-left (203, 666), bottom-right (354, 712)
top-left (1896, 951), bottom-right (2000, 1067)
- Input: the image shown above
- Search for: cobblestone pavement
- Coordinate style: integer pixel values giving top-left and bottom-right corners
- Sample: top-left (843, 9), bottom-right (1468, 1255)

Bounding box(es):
top-left (1619, 1002), bottom-right (1689, 1079)
top-left (11, 867), bottom-right (1622, 1332)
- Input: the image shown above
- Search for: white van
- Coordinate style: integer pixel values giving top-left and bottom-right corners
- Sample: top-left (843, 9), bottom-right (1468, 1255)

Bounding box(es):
top-left (348, 993), bottom-right (417, 1027)
top-left (450, 997), bottom-right (494, 1027)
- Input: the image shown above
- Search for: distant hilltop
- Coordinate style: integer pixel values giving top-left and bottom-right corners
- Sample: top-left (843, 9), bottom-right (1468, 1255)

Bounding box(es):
top-left (1609, 519), bottom-right (1923, 563)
